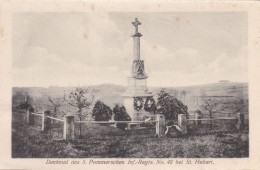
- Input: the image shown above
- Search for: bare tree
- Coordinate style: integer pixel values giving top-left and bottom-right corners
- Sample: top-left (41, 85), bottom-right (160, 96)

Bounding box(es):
top-left (46, 96), bottom-right (62, 114)
top-left (63, 86), bottom-right (94, 138)
top-left (201, 98), bottom-right (225, 118)
top-left (200, 97), bottom-right (225, 129)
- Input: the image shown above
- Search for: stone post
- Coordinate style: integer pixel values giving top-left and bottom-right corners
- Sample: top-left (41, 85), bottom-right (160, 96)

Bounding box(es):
top-left (42, 110), bottom-right (51, 132)
top-left (63, 115), bottom-right (75, 140)
top-left (156, 114), bottom-right (165, 137)
top-left (26, 109), bottom-right (33, 125)
top-left (178, 114), bottom-right (187, 135)
top-left (194, 112), bottom-right (201, 127)
top-left (236, 112), bottom-right (244, 131)
top-left (127, 123), bottom-right (131, 130)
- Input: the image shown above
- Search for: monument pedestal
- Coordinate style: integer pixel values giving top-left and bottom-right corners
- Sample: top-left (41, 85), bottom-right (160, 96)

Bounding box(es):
top-left (123, 77), bottom-right (153, 121)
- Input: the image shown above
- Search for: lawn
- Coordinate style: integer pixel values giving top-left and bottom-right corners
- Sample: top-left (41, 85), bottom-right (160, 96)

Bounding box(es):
top-left (12, 109), bottom-right (249, 158)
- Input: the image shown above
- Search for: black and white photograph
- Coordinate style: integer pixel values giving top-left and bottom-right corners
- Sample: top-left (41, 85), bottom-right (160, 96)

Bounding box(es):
top-left (11, 11), bottom-right (249, 158)
top-left (1, 1), bottom-right (260, 169)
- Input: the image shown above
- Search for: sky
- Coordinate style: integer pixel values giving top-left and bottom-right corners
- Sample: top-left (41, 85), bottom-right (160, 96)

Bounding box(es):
top-left (12, 12), bottom-right (248, 87)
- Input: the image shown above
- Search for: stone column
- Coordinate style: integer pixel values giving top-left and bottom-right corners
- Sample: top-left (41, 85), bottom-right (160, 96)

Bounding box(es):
top-left (133, 37), bottom-right (140, 60)
top-left (131, 18), bottom-right (142, 61)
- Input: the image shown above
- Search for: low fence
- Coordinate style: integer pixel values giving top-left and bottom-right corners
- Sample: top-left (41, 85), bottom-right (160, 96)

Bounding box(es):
top-left (26, 110), bottom-right (167, 140)
top-left (27, 111), bottom-right (64, 139)
top-left (26, 110), bottom-right (244, 140)
top-left (185, 112), bottom-right (245, 135)
top-left (190, 112), bottom-right (244, 129)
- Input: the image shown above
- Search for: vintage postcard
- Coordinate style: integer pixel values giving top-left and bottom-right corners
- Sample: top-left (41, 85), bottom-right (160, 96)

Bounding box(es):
top-left (0, 0), bottom-right (260, 169)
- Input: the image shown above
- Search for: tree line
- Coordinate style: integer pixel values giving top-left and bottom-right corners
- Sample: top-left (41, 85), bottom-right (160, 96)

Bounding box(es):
top-left (13, 87), bottom-right (188, 131)
top-left (14, 86), bottom-right (246, 135)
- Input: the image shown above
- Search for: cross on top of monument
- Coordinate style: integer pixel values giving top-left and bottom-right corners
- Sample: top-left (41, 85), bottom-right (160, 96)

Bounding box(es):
top-left (132, 18), bottom-right (141, 34)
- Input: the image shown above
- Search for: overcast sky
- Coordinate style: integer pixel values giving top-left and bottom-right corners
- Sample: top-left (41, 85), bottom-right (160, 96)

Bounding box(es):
top-left (12, 12), bottom-right (248, 87)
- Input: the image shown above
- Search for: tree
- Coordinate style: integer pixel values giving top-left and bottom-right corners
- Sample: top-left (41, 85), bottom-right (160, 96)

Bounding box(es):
top-left (156, 90), bottom-right (188, 120)
top-left (200, 97), bottom-right (225, 129)
top-left (92, 100), bottom-right (112, 121)
top-left (200, 98), bottom-right (225, 118)
top-left (63, 86), bottom-right (94, 138)
top-left (46, 96), bottom-right (62, 114)
top-left (113, 104), bottom-right (131, 130)
top-left (13, 90), bottom-right (33, 111)
top-left (17, 103), bottom-right (33, 111)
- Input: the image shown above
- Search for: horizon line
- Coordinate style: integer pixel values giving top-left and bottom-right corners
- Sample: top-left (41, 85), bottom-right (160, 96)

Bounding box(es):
top-left (12, 81), bottom-right (248, 89)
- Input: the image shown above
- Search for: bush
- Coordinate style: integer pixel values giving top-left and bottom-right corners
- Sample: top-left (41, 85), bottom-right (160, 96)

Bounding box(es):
top-left (113, 104), bottom-right (131, 130)
top-left (17, 103), bottom-right (33, 110)
top-left (29, 106), bottom-right (34, 113)
top-left (92, 101), bottom-right (112, 121)
top-left (156, 90), bottom-right (188, 120)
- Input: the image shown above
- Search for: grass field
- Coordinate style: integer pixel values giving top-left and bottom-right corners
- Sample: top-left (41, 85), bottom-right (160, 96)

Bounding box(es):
top-left (12, 109), bottom-right (249, 158)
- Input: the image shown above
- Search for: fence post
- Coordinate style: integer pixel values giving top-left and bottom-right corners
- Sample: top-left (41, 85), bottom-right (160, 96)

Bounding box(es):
top-left (26, 109), bottom-right (33, 125)
top-left (156, 114), bottom-right (165, 137)
top-left (236, 112), bottom-right (244, 131)
top-left (63, 115), bottom-right (75, 140)
top-left (194, 112), bottom-right (201, 127)
top-left (127, 123), bottom-right (131, 130)
top-left (178, 114), bottom-right (187, 135)
top-left (42, 110), bottom-right (51, 132)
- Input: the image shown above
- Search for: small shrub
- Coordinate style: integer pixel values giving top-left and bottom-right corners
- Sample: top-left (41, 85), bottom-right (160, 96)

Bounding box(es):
top-left (17, 103), bottom-right (33, 110)
top-left (113, 104), bottom-right (131, 130)
top-left (156, 90), bottom-right (188, 120)
top-left (92, 100), bottom-right (112, 121)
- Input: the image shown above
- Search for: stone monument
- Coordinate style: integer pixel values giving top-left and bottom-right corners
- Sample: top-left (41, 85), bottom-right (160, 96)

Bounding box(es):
top-left (122, 18), bottom-right (153, 121)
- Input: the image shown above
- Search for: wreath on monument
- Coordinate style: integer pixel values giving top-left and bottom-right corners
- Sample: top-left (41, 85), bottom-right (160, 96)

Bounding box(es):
top-left (134, 97), bottom-right (144, 111)
top-left (144, 97), bottom-right (157, 113)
